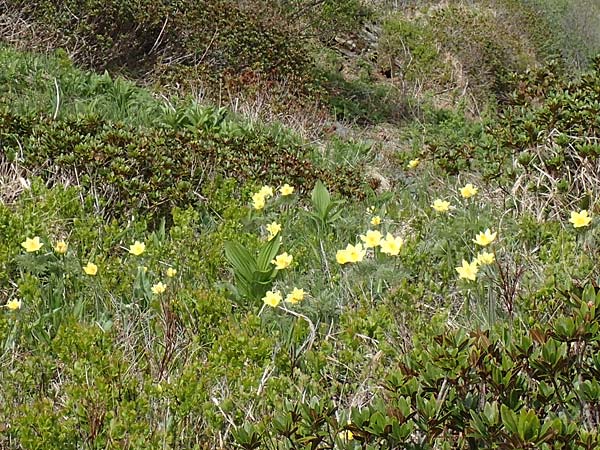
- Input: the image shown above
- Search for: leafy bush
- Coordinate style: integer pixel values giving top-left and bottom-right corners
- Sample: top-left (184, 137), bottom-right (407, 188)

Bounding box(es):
top-left (0, 110), bottom-right (367, 220)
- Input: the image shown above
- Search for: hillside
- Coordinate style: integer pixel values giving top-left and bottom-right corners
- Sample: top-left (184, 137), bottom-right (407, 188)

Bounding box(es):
top-left (2, 1), bottom-right (600, 449)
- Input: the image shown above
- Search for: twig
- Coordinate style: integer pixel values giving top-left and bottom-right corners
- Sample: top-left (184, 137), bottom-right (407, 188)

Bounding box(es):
top-left (149, 15), bottom-right (169, 55)
top-left (53, 78), bottom-right (60, 120)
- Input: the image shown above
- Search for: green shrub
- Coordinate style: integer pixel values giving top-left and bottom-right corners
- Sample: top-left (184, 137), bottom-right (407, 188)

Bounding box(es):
top-left (1, 110), bottom-right (367, 220)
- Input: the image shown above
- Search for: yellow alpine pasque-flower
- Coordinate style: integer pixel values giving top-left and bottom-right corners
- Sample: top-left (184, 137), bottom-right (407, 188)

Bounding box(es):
top-left (54, 240), bottom-right (68, 254)
top-left (473, 229), bottom-right (497, 247)
top-left (476, 251), bottom-right (495, 265)
top-left (129, 240), bottom-right (146, 256)
top-left (151, 282), bottom-right (167, 294)
top-left (431, 199), bottom-right (451, 213)
top-left (336, 248), bottom-right (350, 264)
top-left (258, 185), bottom-right (274, 198)
top-left (370, 215), bottom-right (381, 226)
top-left (279, 184), bottom-right (294, 196)
top-left (5, 299), bottom-right (22, 310)
top-left (21, 236), bottom-right (43, 252)
top-left (285, 288), bottom-right (305, 304)
top-left (336, 243), bottom-right (366, 264)
top-left (460, 183), bottom-right (478, 199)
top-left (569, 210), bottom-right (592, 228)
top-left (83, 262), bottom-right (98, 276)
top-left (345, 243), bottom-right (366, 263)
top-left (360, 230), bottom-right (382, 248)
top-left (266, 222), bottom-right (282, 240)
top-left (166, 267), bottom-right (177, 278)
top-left (456, 259), bottom-right (478, 281)
top-left (263, 290), bottom-right (282, 307)
top-left (252, 192), bottom-right (266, 210)
top-left (380, 233), bottom-right (404, 256)
top-left (271, 252), bottom-right (293, 270)
top-left (407, 158), bottom-right (420, 169)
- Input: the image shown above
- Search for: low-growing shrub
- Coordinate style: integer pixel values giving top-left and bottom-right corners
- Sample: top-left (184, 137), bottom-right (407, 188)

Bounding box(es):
top-left (0, 110), bottom-right (367, 220)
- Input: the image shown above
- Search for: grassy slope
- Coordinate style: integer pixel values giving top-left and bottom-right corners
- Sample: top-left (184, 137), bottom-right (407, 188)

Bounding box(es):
top-left (2, 1), bottom-right (600, 448)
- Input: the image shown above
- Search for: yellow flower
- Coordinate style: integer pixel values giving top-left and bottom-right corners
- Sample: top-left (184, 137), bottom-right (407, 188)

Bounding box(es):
top-left (5, 299), bottom-right (22, 311)
top-left (339, 429), bottom-right (354, 441)
top-left (54, 240), bottom-right (68, 254)
top-left (460, 183), bottom-right (478, 199)
top-left (360, 230), bottom-right (382, 248)
top-left (476, 251), bottom-right (495, 265)
top-left (280, 184), bottom-right (294, 196)
top-left (151, 281), bottom-right (167, 295)
top-left (140, 266), bottom-right (148, 273)
top-left (370, 215), bottom-right (382, 226)
top-left (271, 252), bottom-right (293, 270)
top-left (83, 262), bottom-right (98, 276)
top-left (569, 210), bottom-right (592, 228)
top-left (129, 240), bottom-right (146, 256)
top-left (407, 158), bottom-right (420, 169)
top-left (431, 199), bottom-right (451, 213)
top-left (473, 229), bottom-right (497, 247)
top-left (166, 267), bottom-right (177, 278)
top-left (21, 236), bottom-right (43, 252)
top-left (380, 233), bottom-right (404, 256)
top-left (252, 192), bottom-right (266, 210)
top-left (263, 290), bottom-right (282, 307)
top-left (456, 259), bottom-right (478, 281)
top-left (336, 249), bottom-right (350, 265)
top-left (345, 243), bottom-right (366, 263)
top-left (285, 287), bottom-right (305, 304)
top-left (266, 222), bottom-right (282, 240)
top-left (258, 185), bottom-right (274, 198)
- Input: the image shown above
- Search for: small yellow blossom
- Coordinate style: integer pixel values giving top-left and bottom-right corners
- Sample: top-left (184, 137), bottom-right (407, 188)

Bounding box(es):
top-left (5, 299), bottom-right (22, 311)
top-left (569, 210), bottom-right (592, 228)
top-left (476, 251), bottom-right (495, 265)
top-left (473, 229), bottom-right (497, 247)
top-left (460, 183), bottom-right (478, 199)
top-left (140, 266), bottom-right (148, 273)
top-left (380, 233), bottom-right (404, 256)
top-left (285, 288), bottom-right (305, 304)
top-left (431, 199), bottom-right (451, 213)
top-left (166, 267), bottom-right (177, 278)
top-left (360, 230), bottom-right (382, 248)
top-left (258, 186), bottom-right (274, 198)
top-left (370, 215), bottom-right (382, 226)
top-left (129, 240), bottom-right (146, 256)
top-left (151, 282), bottom-right (167, 295)
top-left (252, 192), bottom-right (266, 210)
top-left (271, 252), bottom-right (293, 270)
top-left (83, 262), bottom-right (98, 276)
top-left (456, 259), bottom-right (478, 281)
top-left (263, 290), bottom-right (282, 307)
top-left (339, 429), bottom-right (354, 441)
top-left (407, 158), bottom-right (420, 169)
top-left (280, 184), bottom-right (294, 196)
top-left (21, 236), bottom-right (43, 252)
top-left (266, 222), bottom-right (282, 239)
top-left (345, 243), bottom-right (366, 263)
top-left (336, 249), bottom-right (350, 265)
top-left (54, 240), bottom-right (68, 254)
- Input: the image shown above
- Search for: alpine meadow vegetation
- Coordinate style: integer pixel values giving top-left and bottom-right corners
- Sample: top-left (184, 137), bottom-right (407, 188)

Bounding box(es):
top-left (2, 0), bottom-right (600, 449)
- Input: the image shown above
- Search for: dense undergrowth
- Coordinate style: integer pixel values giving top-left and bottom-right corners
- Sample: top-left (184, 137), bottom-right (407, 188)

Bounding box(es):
top-left (2, 1), bottom-right (600, 449)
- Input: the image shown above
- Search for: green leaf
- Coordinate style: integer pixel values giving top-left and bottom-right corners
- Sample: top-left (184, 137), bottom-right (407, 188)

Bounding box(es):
top-left (224, 241), bottom-right (257, 283)
top-left (311, 180), bottom-right (331, 220)
top-left (256, 234), bottom-right (282, 272)
top-left (501, 404), bottom-right (519, 435)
